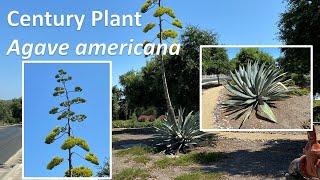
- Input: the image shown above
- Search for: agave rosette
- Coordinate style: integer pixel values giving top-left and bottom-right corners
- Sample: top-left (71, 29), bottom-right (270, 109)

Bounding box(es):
top-left (223, 61), bottom-right (290, 128)
top-left (155, 108), bottom-right (205, 154)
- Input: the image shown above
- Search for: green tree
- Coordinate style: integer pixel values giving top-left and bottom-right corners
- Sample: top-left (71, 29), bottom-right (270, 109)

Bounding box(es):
top-left (233, 48), bottom-right (274, 67)
top-left (202, 47), bottom-right (229, 84)
top-left (140, 0), bottom-right (183, 122)
top-left (119, 64), bottom-right (165, 117)
top-left (119, 71), bottom-right (145, 111)
top-left (0, 101), bottom-right (12, 123)
top-left (97, 158), bottom-right (110, 177)
top-left (0, 98), bottom-right (22, 124)
top-left (10, 98), bottom-right (22, 123)
top-left (278, 0), bottom-right (318, 89)
top-left (45, 69), bottom-right (99, 177)
top-left (166, 26), bottom-right (224, 111)
top-left (120, 26), bottom-right (221, 114)
top-left (112, 86), bottom-right (121, 120)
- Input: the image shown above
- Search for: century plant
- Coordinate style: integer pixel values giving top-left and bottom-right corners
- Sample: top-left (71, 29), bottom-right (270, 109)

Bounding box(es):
top-left (155, 108), bottom-right (205, 154)
top-left (140, 0), bottom-right (183, 122)
top-left (223, 61), bottom-right (290, 128)
top-left (45, 69), bottom-right (99, 177)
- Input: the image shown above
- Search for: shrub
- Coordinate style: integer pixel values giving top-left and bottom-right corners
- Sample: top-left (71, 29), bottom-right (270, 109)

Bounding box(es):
top-left (96, 158), bottom-right (110, 177)
top-left (223, 61), bottom-right (290, 128)
top-left (314, 100), bottom-right (320, 108)
top-left (155, 108), bottom-right (206, 154)
top-left (314, 106), bottom-right (320, 122)
top-left (112, 119), bottom-right (162, 128)
top-left (287, 87), bottom-right (310, 96)
top-left (290, 73), bottom-right (310, 87)
top-left (135, 106), bottom-right (157, 117)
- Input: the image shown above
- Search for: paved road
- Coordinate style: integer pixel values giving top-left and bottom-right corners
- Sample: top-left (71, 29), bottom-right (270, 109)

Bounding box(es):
top-left (202, 75), bottom-right (231, 85)
top-left (0, 125), bottom-right (22, 164)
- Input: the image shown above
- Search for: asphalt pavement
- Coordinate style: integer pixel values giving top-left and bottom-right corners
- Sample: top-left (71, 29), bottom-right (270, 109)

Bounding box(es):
top-left (0, 125), bottom-right (22, 165)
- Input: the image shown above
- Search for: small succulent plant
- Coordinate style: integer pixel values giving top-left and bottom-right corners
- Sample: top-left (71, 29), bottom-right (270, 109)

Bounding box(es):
top-left (223, 61), bottom-right (290, 128)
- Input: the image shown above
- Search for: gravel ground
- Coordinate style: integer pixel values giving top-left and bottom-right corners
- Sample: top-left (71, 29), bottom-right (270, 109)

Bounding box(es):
top-left (211, 87), bottom-right (311, 129)
top-left (112, 128), bottom-right (310, 180)
top-left (201, 86), bottom-right (224, 129)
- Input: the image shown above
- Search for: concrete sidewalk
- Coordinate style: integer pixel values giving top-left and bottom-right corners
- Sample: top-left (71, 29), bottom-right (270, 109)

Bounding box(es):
top-left (1, 164), bottom-right (21, 180)
top-left (0, 149), bottom-right (22, 180)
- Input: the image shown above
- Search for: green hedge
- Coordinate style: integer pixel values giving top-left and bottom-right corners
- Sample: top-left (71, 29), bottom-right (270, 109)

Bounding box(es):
top-left (112, 119), bottom-right (163, 128)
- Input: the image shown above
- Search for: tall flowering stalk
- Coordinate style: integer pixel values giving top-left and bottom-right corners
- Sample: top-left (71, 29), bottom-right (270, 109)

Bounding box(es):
top-left (140, 0), bottom-right (183, 122)
top-left (45, 69), bottom-right (99, 177)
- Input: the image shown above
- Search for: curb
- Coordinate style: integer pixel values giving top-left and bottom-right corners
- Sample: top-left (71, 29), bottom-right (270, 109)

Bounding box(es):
top-left (0, 164), bottom-right (21, 180)
top-left (0, 149), bottom-right (22, 180)
top-left (5, 149), bottom-right (22, 166)
top-left (0, 124), bottom-right (22, 128)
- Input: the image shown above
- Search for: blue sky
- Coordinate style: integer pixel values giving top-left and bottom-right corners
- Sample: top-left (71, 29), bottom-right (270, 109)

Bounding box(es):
top-left (23, 63), bottom-right (110, 177)
top-left (227, 48), bottom-right (282, 59)
top-left (0, 0), bottom-right (286, 99)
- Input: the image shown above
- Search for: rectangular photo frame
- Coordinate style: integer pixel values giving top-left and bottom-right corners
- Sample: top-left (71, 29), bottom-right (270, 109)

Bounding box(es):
top-left (199, 45), bottom-right (313, 132)
top-left (22, 61), bottom-right (112, 179)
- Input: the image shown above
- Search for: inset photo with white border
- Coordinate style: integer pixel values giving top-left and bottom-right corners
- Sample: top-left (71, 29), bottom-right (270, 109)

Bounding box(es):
top-left (22, 61), bottom-right (112, 179)
top-left (200, 45), bottom-right (313, 131)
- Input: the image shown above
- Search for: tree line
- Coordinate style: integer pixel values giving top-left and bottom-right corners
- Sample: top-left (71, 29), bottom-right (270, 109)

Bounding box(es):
top-left (0, 97), bottom-right (22, 124)
top-left (113, 0), bottom-right (318, 120)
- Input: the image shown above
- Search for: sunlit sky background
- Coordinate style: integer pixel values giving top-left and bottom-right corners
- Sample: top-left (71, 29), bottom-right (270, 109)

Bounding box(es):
top-left (227, 47), bottom-right (281, 59)
top-left (24, 63), bottom-right (111, 177)
top-left (0, 0), bottom-right (286, 99)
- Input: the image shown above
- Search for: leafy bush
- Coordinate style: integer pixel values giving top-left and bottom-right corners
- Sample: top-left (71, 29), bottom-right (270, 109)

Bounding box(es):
top-left (112, 119), bottom-right (162, 128)
top-left (0, 98), bottom-right (22, 125)
top-left (314, 100), bottom-right (320, 108)
top-left (290, 73), bottom-right (310, 87)
top-left (142, 106), bottom-right (157, 116)
top-left (135, 106), bottom-right (158, 117)
top-left (314, 106), bottom-right (320, 122)
top-left (223, 61), bottom-right (289, 128)
top-left (287, 87), bottom-right (310, 96)
top-left (97, 158), bottom-right (110, 177)
top-left (155, 108), bottom-right (205, 154)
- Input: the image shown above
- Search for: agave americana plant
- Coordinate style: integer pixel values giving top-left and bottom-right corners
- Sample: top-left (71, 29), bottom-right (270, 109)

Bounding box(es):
top-left (223, 61), bottom-right (290, 128)
top-left (155, 108), bottom-right (205, 154)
